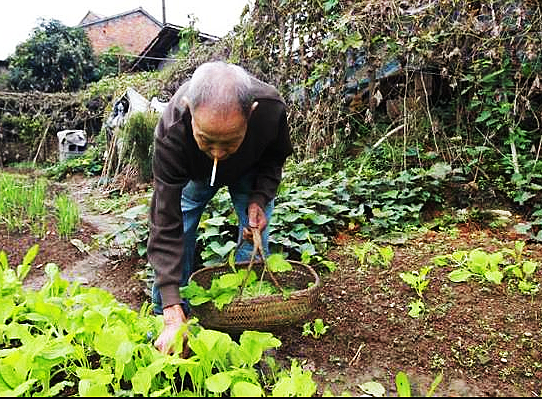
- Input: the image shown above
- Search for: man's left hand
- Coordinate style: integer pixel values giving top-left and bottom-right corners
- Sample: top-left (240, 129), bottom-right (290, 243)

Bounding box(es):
top-left (243, 203), bottom-right (267, 239)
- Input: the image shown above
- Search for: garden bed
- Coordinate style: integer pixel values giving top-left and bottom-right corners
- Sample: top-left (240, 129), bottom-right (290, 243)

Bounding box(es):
top-left (2, 172), bottom-right (542, 396)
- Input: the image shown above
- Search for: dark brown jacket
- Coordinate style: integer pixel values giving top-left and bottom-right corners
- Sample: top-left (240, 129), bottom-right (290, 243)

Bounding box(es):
top-left (147, 76), bottom-right (293, 308)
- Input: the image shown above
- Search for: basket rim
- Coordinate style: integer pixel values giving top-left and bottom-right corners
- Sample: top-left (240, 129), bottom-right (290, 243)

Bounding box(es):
top-left (188, 259), bottom-right (321, 304)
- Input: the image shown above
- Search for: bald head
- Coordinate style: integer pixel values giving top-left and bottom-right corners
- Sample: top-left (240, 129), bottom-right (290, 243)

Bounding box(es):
top-left (184, 61), bottom-right (255, 119)
top-left (184, 61), bottom-right (259, 161)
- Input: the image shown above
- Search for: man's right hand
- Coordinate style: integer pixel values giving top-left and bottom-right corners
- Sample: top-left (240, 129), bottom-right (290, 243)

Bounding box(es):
top-left (154, 304), bottom-right (189, 356)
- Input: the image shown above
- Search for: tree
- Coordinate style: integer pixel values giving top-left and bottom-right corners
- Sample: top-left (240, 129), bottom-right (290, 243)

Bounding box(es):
top-left (97, 45), bottom-right (133, 78)
top-left (7, 19), bottom-right (98, 92)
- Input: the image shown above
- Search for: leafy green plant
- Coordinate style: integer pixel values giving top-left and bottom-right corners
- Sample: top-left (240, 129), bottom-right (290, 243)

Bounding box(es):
top-left (0, 114), bottom-right (47, 147)
top-left (181, 254), bottom-right (297, 310)
top-left (400, 265), bottom-right (433, 318)
top-left (0, 245), bottom-right (318, 397)
top-left (302, 318), bottom-right (329, 339)
top-left (44, 146), bottom-right (104, 181)
top-left (8, 19), bottom-right (98, 92)
top-left (501, 241), bottom-right (539, 295)
top-left (96, 44), bottom-right (132, 77)
top-left (396, 371), bottom-right (442, 397)
top-left (406, 298), bottom-right (425, 319)
top-left (0, 173), bottom-right (50, 236)
top-left (434, 241), bottom-right (539, 294)
top-left (438, 248), bottom-right (504, 285)
top-left (353, 241), bottom-right (395, 270)
top-left (271, 359), bottom-right (318, 397)
top-left (504, 260), bottom-right (538, 295)
top-left (155, 159), bottom-right (451, 272)
top-left (181, 269), bottom-right (258, 310)
top-left (399, 265), bottom-right (433, 298)
top-left (300, 251), bottom-right (337, 273)
top-left (95, 202), bottom-right (150, 257)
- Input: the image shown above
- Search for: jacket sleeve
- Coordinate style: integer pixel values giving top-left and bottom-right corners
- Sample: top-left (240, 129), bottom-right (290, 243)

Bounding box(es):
top-left (249, 105), bottom-right (293, 209)
top-left (147, 106), bottom-right (188, 309)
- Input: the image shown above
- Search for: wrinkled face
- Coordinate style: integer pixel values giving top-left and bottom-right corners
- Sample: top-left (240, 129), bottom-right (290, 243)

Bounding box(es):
top-left (191, 105), bottom-right (247, 161)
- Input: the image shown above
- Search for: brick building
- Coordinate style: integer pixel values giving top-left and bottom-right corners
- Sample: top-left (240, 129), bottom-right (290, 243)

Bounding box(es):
top-left (76, 7), bottom-right (220, 71)
top-left (77, 7), bottom-right (162, 56)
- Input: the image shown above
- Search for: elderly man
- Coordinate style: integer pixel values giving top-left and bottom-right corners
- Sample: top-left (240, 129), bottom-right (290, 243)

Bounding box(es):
top-left (147, 61), bottom-right (293, 353)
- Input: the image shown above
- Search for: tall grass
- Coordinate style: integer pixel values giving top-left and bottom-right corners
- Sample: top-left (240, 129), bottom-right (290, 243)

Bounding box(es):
top-left (0, 173), bottom-right (47, 234)
top-left (0, 172), bottom-right (80, 239)
top-left (55, 194), bottom-right (80, 239)
top-left (27, 178), bottom-right (48, 236)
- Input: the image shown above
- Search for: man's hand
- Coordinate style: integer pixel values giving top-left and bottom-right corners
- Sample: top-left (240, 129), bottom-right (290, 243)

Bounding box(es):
top-left (243, 203), bottom-right (267, 239)
top-left (154, 304), bottom-right (189, 356)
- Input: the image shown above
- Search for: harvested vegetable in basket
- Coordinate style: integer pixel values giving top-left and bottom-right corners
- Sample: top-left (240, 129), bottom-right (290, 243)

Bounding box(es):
top-left (188, 259), bottom-right (321, 332)
top-left (181, 254), bottom-right (298, 310)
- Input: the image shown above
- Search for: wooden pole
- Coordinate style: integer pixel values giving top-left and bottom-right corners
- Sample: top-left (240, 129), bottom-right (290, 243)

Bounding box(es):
top-left (33, 122), bottom-right (51, 166)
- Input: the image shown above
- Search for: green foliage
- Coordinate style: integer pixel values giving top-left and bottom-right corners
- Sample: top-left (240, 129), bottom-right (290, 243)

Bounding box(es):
top-left (7, 19), bottom-right (98, 92)
top-left (399, 265), bottom-right (433, 299)
top-left (54, 194), bottom-right (80, 239)
top-left (83, 70), bottom-right (161, 104)
top-left (119, 111), bottom-right (159, 182)
top-left (176, 18), bottom-right (200, 58)
top-left (300, 251), bottom-right (337, 273)
top-left (180, 256), bottom-right (297, 311)
top-left (0, 245), bottom-right (316, 397)
top-left (399, 265), bottom-right (432, 318)
top-left (406, 298), bottom-right (425, 319)
top-left (96, 45), bottom-right (132, 78)
top-left (395, 371), bottom-right (412, 397)
top-left (96, 203), bottom-right (151, 258)
top-left (197, 187), bottom-right (239, 266)
top-left (181, 269), bottom-right (257, 310)
top-left (0, 173), bottom-right (47, 235)
top-left (271, 359), bottom-right (317, 397)
top-left (0, 172), bottom-right (83, 240)
top-left (43, 146), bottom-right (103, 181)
top-left (267, 253), bottom-right (293, 273)
top-left (168, 157), bottom-right (448, 269)
top-left (434, 241), bottom-right (539, 294)
top-left (352, 241), bottom-right (395, 270)
top-left (302, 318), bottom-right (329, 339)
top-left (0, 114), bottom-right (47, 147)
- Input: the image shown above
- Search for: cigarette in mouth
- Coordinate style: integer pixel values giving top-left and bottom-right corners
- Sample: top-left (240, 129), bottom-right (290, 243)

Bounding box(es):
top-left (210, 157), bottom-right (217, 186)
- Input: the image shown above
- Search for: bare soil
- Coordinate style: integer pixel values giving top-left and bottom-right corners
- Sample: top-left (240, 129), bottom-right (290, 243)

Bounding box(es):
top-left (2, 171), bottom-right (542, 397)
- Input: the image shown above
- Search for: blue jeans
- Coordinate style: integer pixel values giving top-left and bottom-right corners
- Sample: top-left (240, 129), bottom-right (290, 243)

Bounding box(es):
top-left (152, 172), bottom-right (274, 315)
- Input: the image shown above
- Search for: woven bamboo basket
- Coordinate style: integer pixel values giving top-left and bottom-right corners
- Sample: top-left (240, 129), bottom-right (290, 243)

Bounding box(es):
top-left (188, 260), bottom-right (321, 334)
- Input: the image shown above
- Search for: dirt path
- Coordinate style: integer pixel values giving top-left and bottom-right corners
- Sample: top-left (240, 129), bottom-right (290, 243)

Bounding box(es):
top-left (20, 174), bottom-right (149, 310)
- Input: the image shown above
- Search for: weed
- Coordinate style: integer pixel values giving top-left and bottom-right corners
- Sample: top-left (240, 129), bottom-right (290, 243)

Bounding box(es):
top-left (302, 318), bottom-right (329, 339)
top-left (359, 371), bottom-right (442, 397)
top-left (430, 353), bottom-right (446, 370)
top-left (352, 241), bottom-right (395, 270)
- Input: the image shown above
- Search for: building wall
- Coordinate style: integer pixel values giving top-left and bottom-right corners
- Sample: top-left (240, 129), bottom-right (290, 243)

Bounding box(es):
top-left (82, 12), bottom-right (161, 55)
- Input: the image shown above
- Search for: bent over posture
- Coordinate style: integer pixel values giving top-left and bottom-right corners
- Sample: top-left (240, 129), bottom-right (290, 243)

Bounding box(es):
top-left (147, 61), bottom-right (293, 353)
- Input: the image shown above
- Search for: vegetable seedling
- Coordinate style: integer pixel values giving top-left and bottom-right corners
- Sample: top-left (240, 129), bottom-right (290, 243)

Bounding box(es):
top-left (302, 318), bottom-right (329, 338)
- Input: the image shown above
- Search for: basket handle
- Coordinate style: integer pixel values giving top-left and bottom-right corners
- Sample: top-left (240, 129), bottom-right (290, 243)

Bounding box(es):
top-left (238, 228), bottom-right (283, 296)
